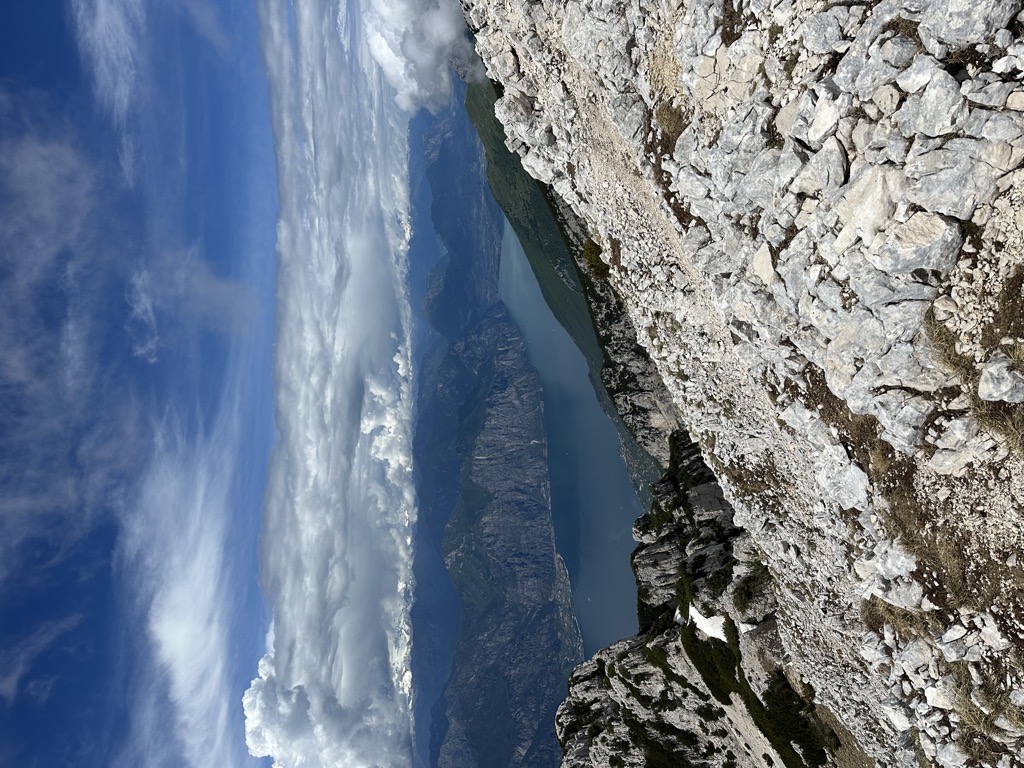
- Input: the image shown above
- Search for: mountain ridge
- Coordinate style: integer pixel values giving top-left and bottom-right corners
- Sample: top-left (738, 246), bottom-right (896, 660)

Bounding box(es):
top-left (459, 0), bottom-right (1024, 764)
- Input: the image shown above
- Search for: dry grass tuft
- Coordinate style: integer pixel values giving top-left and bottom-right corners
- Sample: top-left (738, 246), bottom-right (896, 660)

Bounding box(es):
top-left (860, 595), bottom-right (933, 641)
top-left (923, 306), bottom-right (1024, 455)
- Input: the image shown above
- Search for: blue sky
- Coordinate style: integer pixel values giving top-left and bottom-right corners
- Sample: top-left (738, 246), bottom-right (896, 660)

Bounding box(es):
top-left (1, 0), bottom-right (498, 765)
top-left (0, 2), bottom-right (276, 766)
top-left (1, 0), bottom-right (475, 765)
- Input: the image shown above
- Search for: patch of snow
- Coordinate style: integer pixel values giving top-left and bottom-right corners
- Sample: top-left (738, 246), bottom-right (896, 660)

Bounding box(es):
top-left (689, 604), bottom-right (728, 642)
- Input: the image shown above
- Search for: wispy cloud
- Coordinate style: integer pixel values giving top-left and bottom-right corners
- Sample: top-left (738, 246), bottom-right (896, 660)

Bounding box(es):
top-left (0, 10), bottom-right (272, 765)
top-left (70, 0), bottom-right (146, 183)
top-left (0, 615), bottom-right (84, 706)
top-left (126, 268), bottom-right (159, 361)
top-left (0, 111), bottom-right (115, 588)
top-left (114, 401), bottom-right (261, 768)
top-left (126, 247), bottom-right (257, 363)
top-left (180, 0), bottom-right (231, 58)
top-left (240, 0), bottom-right (475, 762)
top-left (0, 81), bottom-right (257, 767)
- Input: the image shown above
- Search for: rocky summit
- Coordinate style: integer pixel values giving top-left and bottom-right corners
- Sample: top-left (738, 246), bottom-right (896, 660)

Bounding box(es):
top-left (459, 0), bottom-right (1024, 764)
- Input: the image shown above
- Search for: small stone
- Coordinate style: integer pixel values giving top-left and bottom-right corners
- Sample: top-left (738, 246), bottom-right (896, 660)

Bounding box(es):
top-left (935, 742), bottom-right (968, 768)
top-left (905, 143), bottom-right (1000, 219)
top-left (869, 212), bottom-right (963, 273)
top-left (961, 79), bottom-right (1016, 107)
top-left (896, 70), bottom-right (968, 137)
top-left (881, 36), bottom-right (919, 67)
top-left (835, 165), bottom-right (897, 250)
top-left (977, 613), bottom-right (1011, 650)
top-left (917, 24), bottom-right (949, 58)
top-left (939, 639), bottom-right (967, 662)
top-left (978, 352), bottom-right (1024, 402)
top-left (942, 624), bottom-right (968, 642)
top-left (896, 56), bottom-right (939, 94)
top-left (799, 8), bottom-right (848, 54)
top-left (931, 295), bottom-right (959, 322)
top-left (924, 681), bottom-right (955, 710)
top-left (808, 97), bottom-right (841, 145)
top-left (791, 136), bottom-right (848, 195)
top-left (752, 243), bottom-right (779, 285)
top-left (884, 706), bottom-right (912, 731)
top-left (872, 84), bottom-right (901, 116)
top-left (1008, 91), bottom-right (1024, 111)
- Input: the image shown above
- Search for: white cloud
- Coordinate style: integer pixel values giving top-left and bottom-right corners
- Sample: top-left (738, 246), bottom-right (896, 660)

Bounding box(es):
top-left (125, 248), bottom-right (257, 363)
top-left (114, 405), bottom-right (260, 768)
top-left (0, 123), bottom-right (115, 588)
top-left (242, 0), bottom-right (453, 763)
top-left (0, 74), bottom-right (266, 765)
top-left (70, 0), bottom-right (146, 183)
top-left (0, 615), bottom-right (84, 706)
top-left (362, 0), bottom-right (475, 111)
top-left (0, 9), bottom-right (280, 763)
top-left (179, 0), bottom-right (231, 58)
top-left (127, 268), bottom-right (159, 361)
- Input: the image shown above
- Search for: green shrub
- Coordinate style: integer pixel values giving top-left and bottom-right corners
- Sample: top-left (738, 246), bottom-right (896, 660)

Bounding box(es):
top-left (582, 239), bottom-right (610, 279)
top-left (733, 560), bottom-right (771, 614)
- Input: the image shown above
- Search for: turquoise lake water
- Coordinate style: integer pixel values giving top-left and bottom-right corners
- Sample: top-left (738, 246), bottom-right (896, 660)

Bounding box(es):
top-left (499, 218), bottom-right (641, 655)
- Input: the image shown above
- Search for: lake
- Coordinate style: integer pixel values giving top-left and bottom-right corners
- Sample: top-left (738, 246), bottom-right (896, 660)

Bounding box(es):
top-left (499, 217), bottom-right (641, 655)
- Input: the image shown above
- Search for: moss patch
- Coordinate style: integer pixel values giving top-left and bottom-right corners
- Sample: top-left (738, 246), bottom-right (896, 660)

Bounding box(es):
top-left (679, 619), bottom-right (838, 767)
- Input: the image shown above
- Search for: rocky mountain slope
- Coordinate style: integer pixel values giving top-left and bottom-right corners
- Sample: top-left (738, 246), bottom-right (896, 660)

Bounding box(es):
top-left (459, 0), bottom-right (1024, 764)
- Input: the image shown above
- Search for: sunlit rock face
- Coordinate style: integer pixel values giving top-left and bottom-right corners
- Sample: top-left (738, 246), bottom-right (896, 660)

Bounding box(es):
top-left (461, 0), bottom-right (1024, 763)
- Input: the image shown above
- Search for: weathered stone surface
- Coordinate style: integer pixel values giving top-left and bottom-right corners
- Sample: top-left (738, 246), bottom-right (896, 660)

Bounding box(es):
top-left (978, 352), bottom-right (1024, 402)
top-left (896, 55), bottom-right (940, 94)
top-left (834, 165), bottom-right (897, 250)
top-left (924, 679), bottom-right (956, 710)
top-left (799, 8), bottom-right (848, 54)
top-left (894, 70), bottom-right (968, 137)
top-left (462, 0), bottom-right (1024, 761)
top-left (905, 143), bottom-right (1000, 218)
top-left (917, 0), bottom-right (1022, 47)
top-left (869, 212), bottom-right (962, 273)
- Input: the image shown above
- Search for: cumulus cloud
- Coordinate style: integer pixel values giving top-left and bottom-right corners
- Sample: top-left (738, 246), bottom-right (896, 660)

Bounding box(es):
top-left (362, 0), bottom-right (475, 111)
top-left (243, 0), bottom-right (441, 764)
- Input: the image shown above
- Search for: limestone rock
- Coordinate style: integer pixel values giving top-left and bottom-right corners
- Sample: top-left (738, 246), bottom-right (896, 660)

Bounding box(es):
top-left (462, 0), bottom-right (1024, 761)
top-left (905, 142), bottom-right (1000, 218)
top-left (894, 70), bottom-right (968, 137)
top-left (978, 352), bottom-right (1024, 402)
top-left (869, 212), bottom-right (962, 273)
top-left (917, 0), bottom-right (1023, 47)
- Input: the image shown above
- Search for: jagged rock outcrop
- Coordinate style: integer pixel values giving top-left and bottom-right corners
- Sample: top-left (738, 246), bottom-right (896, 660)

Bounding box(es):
top-left (461, 0), bottom-right (1024, 764)
top-left (557, 434), bottom-right (847, 768)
